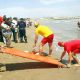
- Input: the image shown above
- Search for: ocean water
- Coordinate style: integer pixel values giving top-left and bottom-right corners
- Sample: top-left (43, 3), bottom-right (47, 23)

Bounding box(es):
top-left (39, 19), bottom-right (80, 58)
top-left (40, 19), bottom-right (80, 40)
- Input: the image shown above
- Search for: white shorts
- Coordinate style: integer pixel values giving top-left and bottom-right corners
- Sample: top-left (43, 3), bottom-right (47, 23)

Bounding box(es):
top-left (73, 54), bottom-right (80, 63)
top-left (76, 54), bottom-right (80, 62)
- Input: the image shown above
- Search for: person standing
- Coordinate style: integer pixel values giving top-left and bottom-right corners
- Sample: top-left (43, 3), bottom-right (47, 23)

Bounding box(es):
top-left (17, 18), bottom-right (27, 43)
top-left (77, 21), bottom-right (80, 28)
top-left (0, 16), bottom-right (3, 42)
top-left (11, 17), bottom-right (18, 43)
top-left (1, 18), bottom-right (12, 47)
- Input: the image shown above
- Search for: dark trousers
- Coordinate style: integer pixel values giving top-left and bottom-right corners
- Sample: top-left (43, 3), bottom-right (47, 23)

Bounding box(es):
top-left (11, 28), bottom-right (18, 42)
top-left (0, 29), bottom-right (3, 42)
top-left (19, 29), bottom-right (27, 42)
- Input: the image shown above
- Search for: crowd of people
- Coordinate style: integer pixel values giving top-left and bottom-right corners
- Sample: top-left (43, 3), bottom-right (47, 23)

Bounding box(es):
top-left (0, 15), bottom-right (32, 47)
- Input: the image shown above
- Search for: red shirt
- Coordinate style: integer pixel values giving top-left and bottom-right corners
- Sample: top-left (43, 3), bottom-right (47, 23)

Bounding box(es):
top-left (0, 16), bottom-right (3, 25)
top-left (64, 40), bottom-right (80, 54)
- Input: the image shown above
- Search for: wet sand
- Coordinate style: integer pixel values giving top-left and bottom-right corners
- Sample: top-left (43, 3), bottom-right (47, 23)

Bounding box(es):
top-left (0, 21), bottom-right (80, 80)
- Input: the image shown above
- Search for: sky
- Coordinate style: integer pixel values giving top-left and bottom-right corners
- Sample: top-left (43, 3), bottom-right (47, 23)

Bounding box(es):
top-left (0, 0), bottom-right (80, 18)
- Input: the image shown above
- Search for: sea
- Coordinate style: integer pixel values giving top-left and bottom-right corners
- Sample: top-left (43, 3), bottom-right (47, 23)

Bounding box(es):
top-left (39, 19), bottom-right (80, 58)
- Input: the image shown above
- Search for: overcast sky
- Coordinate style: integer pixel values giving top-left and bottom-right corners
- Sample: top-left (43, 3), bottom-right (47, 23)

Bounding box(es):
top-left (0, 0), bottom-right (80, 18)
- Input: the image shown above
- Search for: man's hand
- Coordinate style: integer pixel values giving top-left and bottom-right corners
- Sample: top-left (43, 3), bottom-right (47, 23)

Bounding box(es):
top-left (32, 46), bottom-right (38, 53)
top-left (58, 59), bottom-right (62, 62)
top-left (6, 27), bottom-right (10, 30)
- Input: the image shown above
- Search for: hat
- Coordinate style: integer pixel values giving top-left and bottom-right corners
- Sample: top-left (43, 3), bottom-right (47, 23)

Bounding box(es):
top-left (34, 22), bottom-right (39, 26)
top-left (58, 42), bottom-right (63, 46)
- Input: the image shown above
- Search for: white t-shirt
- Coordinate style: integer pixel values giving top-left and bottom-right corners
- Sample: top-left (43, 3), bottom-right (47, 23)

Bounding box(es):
top-left (12, 20), bottom-right (17, 28)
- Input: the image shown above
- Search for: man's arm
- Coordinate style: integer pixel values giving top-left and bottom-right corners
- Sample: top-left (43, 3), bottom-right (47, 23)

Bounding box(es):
top-left (60, 50), bottom-right (66, 61)
top-left (34, 34), bottom-right (38, 47)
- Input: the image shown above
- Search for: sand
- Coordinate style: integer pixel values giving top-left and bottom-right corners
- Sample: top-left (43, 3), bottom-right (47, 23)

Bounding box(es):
top-left (0, 26), bottom-right (80, 80)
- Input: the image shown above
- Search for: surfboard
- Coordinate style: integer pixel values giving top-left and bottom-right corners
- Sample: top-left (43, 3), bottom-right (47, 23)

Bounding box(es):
top-left (0, 47), bottom-right (65, 67)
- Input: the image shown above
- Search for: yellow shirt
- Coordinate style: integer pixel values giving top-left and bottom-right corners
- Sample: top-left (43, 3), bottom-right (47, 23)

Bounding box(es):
top-left (35, 25), bottom-right (53, 37)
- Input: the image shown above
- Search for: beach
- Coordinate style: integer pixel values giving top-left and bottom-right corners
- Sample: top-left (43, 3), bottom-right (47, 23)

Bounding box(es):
top-left (0, 19), bottom-right (80, 80)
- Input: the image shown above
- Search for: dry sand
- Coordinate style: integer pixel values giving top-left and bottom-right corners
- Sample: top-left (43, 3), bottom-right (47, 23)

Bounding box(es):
top-left (0, 26), bottom-right (80, 80)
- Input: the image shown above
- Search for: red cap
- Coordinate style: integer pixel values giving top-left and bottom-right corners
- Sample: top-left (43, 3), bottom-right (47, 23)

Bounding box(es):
top-left (58, 42), bottom-right (63, 46)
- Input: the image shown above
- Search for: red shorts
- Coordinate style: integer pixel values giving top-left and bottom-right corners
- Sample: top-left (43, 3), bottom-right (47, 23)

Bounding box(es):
top-left (73, 49), bottom-right (80, 54)
top-left (41, 34), bottom-right (54, 45)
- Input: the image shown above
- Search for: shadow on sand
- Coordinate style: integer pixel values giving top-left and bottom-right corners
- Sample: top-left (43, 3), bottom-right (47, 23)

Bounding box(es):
top-left (0, 59), bottom-right (69, 72)
top-left (0, 62), bottom-right (59, 71)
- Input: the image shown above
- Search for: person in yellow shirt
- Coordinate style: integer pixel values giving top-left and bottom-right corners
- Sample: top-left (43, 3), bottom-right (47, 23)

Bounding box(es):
top-left (33, 22), bottom-right (54, 56)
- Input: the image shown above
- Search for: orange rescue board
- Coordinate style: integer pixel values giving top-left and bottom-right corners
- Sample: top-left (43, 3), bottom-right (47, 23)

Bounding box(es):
top-left (1, 47), bottom-right (64, 67)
